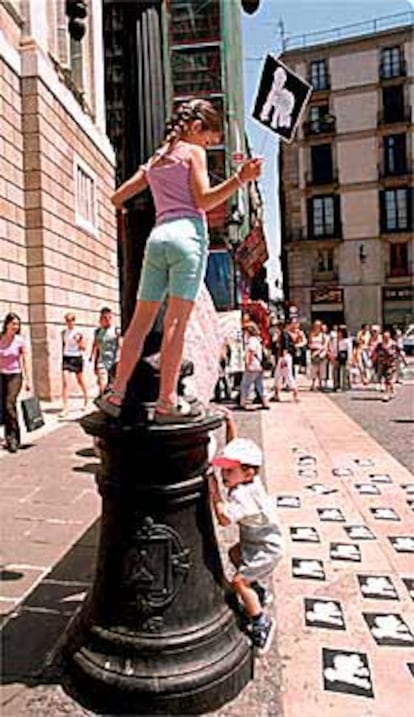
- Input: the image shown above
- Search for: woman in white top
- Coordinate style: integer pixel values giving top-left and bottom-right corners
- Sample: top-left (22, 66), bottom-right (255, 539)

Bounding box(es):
top-left (308, 320), bottom-right (329, 391)
top-left (60, 313), bottom-right (88, 418)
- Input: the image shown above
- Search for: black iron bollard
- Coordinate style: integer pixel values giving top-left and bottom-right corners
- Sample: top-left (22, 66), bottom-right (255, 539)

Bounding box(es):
top-left (64, 410), bottom-right (253, 714)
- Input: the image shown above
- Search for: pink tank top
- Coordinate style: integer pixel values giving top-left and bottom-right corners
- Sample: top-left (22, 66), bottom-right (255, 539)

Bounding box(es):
top-left (143, 141), bottom-right (206, 225)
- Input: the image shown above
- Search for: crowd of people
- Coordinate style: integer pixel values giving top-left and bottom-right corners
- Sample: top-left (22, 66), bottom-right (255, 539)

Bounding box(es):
top-left (215, 310), bottom-right (409, 407)
top-left (0, 307), bottom-right (122, 453)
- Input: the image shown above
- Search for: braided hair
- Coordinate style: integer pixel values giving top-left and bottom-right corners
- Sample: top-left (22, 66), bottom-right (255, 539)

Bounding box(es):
top-left (151, 99), bottom-right (221, 166)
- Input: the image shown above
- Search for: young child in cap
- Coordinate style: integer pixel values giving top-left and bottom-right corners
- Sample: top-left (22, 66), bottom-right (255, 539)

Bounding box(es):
top-left (207, 435), bottom-right (283, 656)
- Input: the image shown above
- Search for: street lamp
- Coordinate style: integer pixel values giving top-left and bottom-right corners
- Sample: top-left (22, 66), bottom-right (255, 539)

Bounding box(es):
top-left (241, 0), bottom-right (261, 13)
top-left (65, 0), bottom-right (87, 41)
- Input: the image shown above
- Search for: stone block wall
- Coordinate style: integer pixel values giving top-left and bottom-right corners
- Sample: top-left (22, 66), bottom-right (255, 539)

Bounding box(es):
top-left (1, 3), bottom-right (118, 400)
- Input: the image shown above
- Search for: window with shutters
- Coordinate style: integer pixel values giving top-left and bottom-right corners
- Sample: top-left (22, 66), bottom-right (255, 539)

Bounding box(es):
top-left (74, 159), bottom-right (97, 234)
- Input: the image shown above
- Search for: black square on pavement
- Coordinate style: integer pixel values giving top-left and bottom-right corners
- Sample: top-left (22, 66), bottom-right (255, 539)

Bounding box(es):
top-left (363, 612), bottom-right (414, 646)
top-left (322, 648), bottom-right (374, 698)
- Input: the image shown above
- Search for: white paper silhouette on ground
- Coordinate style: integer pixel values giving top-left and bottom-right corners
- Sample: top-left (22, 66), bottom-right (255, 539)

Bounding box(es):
top-left (318, 508), bottom-right (345, 522)
top-left (355, 483), bottom-right (380, 495)
top-left (360, 576), bottom-right (397, 598)
top-left (306, 483), bottom-right (337, 495)
top-left (330, 543), bottom-right (361, 561)
top-left (306, 600), bottom-right (344, 626)
top-left (277, 495), bottom-right (300, 508)
top-left (292, 559), bottom-right (325, 579)
top-left (402, 578), bottom-right (414, 600)
top-left (290, 526), bottom-right (320, 542)
top-left (345, 525), bottom-right (375, 540)
top-left (369, 473), bottom-right (392, 483)
top-left (324, 653), bottom-right (372, 691)
top-left (371, 507), bottom-right (400, 521)
top-left (370, 614), bottom-right (414, 643)
top-left (389, 536), bottom-right (414, 552)
top-left (259, 67), bottom-right (295, 129)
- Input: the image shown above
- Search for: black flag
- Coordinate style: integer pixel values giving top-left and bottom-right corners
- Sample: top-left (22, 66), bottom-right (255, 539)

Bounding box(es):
top-left (253, 55), bottom-right (312, 143)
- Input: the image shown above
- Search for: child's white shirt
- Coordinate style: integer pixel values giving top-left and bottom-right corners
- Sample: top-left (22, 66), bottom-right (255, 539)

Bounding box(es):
top-left (223, 475), bottom-right (277, 528)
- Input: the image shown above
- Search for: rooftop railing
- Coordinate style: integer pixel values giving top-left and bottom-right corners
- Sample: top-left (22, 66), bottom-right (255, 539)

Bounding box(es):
top-left (283, 11), bottom-right (413, 51)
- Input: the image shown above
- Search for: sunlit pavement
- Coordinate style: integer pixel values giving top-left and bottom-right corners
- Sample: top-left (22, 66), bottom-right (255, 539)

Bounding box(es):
top-left (1, 375), bottom-right (413, 716)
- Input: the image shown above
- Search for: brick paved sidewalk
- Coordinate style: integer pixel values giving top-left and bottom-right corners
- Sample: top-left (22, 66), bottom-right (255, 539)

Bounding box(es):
top-left (1, 386), bottom-right (413, 716)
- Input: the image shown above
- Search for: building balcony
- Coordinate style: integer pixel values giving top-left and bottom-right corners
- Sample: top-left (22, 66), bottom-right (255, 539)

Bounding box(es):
top-left (308, 79), bottom-right (331, 93)
top-left (303, 116), bottom-right (336, 137)
top-left (312, 267), bottom-right (339, 283)
top-left (305, 170), bottom-right (339, 187)
top-left (378, 106), bottom-right (411, 126)
top-left (378, 162), bottom-right (413, 187)
top-left (379, 59), bottom-right (406, 81)
top-left (285, 226), bottom-right (342, 244)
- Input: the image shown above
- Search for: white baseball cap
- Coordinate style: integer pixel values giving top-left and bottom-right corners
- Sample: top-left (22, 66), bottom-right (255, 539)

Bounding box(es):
top-left (212, 438), bottom-right (262, 468)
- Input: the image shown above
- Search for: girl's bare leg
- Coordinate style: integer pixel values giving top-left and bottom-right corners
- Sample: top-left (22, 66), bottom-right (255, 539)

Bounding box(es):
top-left (158, 296), bottom-right (195, 405)
top-left (76, 372), bottom-right (88, 406)
top-left (110, 299), bottom-right (161, 401)
top-left (61, 370), bottom-right (70, 414)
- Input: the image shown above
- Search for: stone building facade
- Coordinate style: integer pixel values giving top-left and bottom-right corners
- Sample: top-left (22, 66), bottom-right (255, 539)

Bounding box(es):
top-left (279, 23), bottom-right (413, 331)
top-left (0, 0), bottom-right (118, 399)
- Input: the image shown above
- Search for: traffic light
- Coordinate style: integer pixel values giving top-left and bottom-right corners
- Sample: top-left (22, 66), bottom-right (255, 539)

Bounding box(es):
top-left (66, 0), bottom-right (88, 41)
top-left (241, 0), bottom-right (260, 13)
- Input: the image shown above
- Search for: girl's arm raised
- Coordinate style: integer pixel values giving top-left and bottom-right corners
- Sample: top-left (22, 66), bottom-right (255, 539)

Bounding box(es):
top-left (190, 145), bottom-right (262, 212)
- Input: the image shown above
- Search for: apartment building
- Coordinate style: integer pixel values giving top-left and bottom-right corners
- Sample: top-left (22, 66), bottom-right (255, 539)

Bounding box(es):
top-left (0, 0), bottom-right (118, 398)
top-left (279, 21), bottom-right (413, 331)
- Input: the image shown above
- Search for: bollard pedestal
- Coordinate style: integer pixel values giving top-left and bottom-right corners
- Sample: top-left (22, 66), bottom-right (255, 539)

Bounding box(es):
top-left (64, 410), bottom-right (253, 715)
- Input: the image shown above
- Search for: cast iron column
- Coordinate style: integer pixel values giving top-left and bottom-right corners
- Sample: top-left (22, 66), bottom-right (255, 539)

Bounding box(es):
top-left (65, 412), bottom-right (253, 714)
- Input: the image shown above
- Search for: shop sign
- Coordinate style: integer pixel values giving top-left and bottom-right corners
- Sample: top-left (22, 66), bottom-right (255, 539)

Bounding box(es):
top-left (311, 287), bottom-right (344, 304)
top-left (383, 286), bottom-right (413, 301)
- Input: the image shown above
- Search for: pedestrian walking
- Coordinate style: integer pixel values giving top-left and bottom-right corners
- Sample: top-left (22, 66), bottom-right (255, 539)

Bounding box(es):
top-left (371, 330), bottom-right (399, 402)
top-left (60, 313), bottom-right (88, 418)
top-left (0, 312), bottom-right (31, 452)
top-left (90, 307), bottom-right (122, 396)
top-left (95, 98), bottom-right (262, 423)
top-left (271, 321), bottom-right (299, 403)
top-left (332, 324), bottom-right (352, 391)
top-left (239, 322), bottom-right (269, 410)
top-left (207, 437), bottom-right (283, 656)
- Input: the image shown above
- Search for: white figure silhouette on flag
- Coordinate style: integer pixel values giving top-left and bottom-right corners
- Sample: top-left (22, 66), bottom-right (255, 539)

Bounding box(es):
top-left (259, 67), bottom-right (294, 129)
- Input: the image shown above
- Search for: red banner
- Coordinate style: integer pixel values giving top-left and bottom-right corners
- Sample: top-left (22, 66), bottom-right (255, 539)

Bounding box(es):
top-left (235, 225), bottom-right (268, 278)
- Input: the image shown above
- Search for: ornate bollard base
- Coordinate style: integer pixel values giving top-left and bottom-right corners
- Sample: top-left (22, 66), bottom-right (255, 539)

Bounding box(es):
top-left (63, 410), bottom-right (253, 715)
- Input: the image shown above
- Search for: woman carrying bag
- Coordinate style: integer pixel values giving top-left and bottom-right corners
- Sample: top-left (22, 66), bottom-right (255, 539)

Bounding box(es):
top-left (0, 313), bottom-right (31, 453)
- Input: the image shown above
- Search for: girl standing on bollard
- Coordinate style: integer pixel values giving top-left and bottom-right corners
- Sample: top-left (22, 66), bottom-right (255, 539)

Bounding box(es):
top-left (96, 99), bottom-right (263, 423)
top-left (0, 313), bottom-right (31, 452)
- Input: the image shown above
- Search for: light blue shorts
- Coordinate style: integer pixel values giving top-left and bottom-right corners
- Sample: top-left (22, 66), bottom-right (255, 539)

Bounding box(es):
top-left (138, 217), bottom-right (208, 302)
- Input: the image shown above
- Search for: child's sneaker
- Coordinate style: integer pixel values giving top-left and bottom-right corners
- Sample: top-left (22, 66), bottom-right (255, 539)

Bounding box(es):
top-left (251, 615), bottom-right (276, 656)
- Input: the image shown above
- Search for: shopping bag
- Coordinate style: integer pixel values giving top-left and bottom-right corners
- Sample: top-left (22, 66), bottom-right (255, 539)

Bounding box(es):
top-left (21, 395), bottom-right (45, 432)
